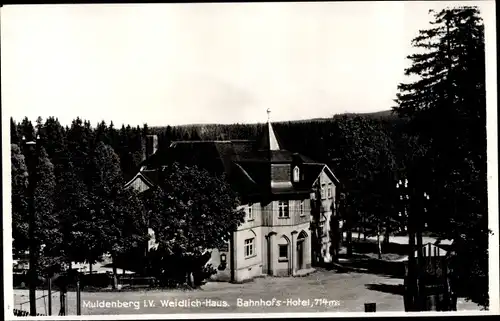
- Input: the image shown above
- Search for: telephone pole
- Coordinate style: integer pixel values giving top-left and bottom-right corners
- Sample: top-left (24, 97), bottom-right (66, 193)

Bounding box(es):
top-left (22, 135), bottom-right (40, 316)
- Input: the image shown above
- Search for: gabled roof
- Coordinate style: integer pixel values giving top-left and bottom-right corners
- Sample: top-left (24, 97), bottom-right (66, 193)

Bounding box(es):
top-left (311, 164), bottom-right (341, 186)
top-left (128, 120), bottom-right (340, 198)
top-left (124, 171), bottom-right (156, 189)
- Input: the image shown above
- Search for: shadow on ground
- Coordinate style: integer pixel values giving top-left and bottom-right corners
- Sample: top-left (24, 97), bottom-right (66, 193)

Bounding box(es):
top-left (351, 240), bottom-right (409, 256)
top-left (365, 283), bottom-right (405, 296)
top-left (334, 253), bottom-right (406, 279)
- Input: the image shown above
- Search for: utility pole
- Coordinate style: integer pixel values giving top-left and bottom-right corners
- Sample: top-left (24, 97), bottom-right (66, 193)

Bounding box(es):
top-left (22, 135), bottom-right (40, 316)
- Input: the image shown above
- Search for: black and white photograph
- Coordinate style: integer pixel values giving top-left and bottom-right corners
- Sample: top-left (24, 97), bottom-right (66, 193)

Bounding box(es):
top-left (1, 1), bottom-right (498, 318)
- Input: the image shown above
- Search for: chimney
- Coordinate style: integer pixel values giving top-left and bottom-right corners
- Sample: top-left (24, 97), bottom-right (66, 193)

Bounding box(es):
top-left (142, 134), bottom-right (158, 161)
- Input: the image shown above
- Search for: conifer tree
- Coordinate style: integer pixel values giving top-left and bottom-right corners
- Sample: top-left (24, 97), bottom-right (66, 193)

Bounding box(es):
top-left (18, 117), bottom-right (35, 142)
top-left (41, 117), bottom-right (67, 171)
top-left (394, 7), bottom-right (488, 307)
top-left (10, 118), bottom-right (20, 145)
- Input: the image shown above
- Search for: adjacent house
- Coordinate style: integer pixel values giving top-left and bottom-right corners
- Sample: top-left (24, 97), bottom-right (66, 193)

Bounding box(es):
top-left (125, 112), bottom-right (340, 282)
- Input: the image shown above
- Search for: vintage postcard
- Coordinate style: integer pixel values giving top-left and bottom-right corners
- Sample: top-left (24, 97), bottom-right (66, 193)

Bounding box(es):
top-left (1, 1), bottom-right (498, 319)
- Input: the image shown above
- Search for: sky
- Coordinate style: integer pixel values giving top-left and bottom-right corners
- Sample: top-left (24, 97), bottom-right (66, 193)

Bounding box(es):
top-left (1, 1), bottom-right (495, 127)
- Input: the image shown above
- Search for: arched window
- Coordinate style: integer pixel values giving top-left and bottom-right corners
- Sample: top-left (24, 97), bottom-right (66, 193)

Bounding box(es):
top-left (293, 166), bottom-right (300, 182)
top-left (244, 230), bottom-right (257, 258)
top-left (278, 235), bottom-right (290, 261)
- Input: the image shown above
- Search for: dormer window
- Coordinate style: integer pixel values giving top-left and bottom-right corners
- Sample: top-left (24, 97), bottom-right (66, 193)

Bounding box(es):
top-left (293, 166), bottom-right (300, 182)
top-left (248, 203), bottom-right (254, 221)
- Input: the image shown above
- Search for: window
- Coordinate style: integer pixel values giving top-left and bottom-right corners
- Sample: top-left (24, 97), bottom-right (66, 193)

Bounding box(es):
top-left (293, 166), bottom-right (300, 182)
top-left (321, 184), bottom-right (326, 199)
top-left (327, 183), bottom-right (333, 198)
top-left (300, 200), bottom-right (305, 216)
top-left (279, 244), bottom-right (288, 259)
top-left (244, 238), bottom-right (255, 258)
top-left (278, 201), bottom-right (289, 218)
top-left (248, 204), bottom-right (253, 221)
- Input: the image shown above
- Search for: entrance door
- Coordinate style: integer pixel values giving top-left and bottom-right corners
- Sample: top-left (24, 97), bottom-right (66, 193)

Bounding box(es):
top-left (297, 240), bottom-right (304, 270)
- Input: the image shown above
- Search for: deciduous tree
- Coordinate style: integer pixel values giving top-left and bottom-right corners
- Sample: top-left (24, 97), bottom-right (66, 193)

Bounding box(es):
top-left (11, 144), bottom-right (29, 254)
top-left (144, 163), bottom-right (245, 286)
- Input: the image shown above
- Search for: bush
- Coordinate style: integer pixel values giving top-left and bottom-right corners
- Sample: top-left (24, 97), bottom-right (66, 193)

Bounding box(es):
top-left (79, 273), bottom-right (112, 289)
top-left (147, 248), bottom-right (216, 288)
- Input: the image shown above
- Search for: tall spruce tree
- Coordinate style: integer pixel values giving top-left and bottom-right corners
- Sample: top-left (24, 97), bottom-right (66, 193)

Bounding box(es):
top-left (394, 7), bottom-right (488, 307)
top-left (41, 117), bottom-right (67, 172)
top-left (18, 117), bottom-right (35, 142)
top-left (10, 118), bottom-right (20, 145)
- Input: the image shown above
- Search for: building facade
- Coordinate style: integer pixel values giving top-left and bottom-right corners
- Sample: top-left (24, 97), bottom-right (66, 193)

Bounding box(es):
top-left (125, 116), bottom-right (340, 282)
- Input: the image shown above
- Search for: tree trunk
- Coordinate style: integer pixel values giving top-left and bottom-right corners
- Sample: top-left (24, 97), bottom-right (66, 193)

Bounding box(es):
top-left (358, 227), bottom-right (361, 242)
top-left (89, 262), bottom-right (93, 275)
top-left (59, 290), bottom-right (66, 316)
top-left (112, 255), bottom-right (118, 290)
top-left (383, 228), bottom-right (390, 251)
top-left (346, 226), bottom-right (353, 258)
top-left (187, 272), bottom-right (194, 287)
top-left (377, 224), bottom-right (382, 260)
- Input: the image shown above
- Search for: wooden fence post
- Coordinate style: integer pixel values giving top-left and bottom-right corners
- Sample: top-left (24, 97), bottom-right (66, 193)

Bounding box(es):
top-left (77, 278), bottom-right (81, 315)
top-left (364, 303), bottom-right (376, 312)
top-left (48, 277), bottom-right (52, 316)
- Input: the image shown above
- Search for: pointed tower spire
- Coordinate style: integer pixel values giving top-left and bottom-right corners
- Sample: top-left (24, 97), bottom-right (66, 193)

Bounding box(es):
top-left (259, 108), bottom-right (281, 151)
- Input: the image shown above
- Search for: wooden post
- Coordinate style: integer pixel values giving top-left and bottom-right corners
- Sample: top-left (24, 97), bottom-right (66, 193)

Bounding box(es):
top-left (59, 290), bottom-right (65, 316)
top-left (364, 303), bottom-right (376, 312)
top-left (22, 138), bottom-right (39, 316)
top-left (76, 279), bottom-right (81, 315)
top-left (48, 277), bottom-right (52, 316)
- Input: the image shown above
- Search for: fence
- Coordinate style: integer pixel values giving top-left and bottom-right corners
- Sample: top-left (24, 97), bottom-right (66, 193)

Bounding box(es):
top-left (13, 309), bottom-right (46, 317)
top-left (16, 290), bottom-right (59, 317)
top-left (118, 275), bottom-right (157, 288)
